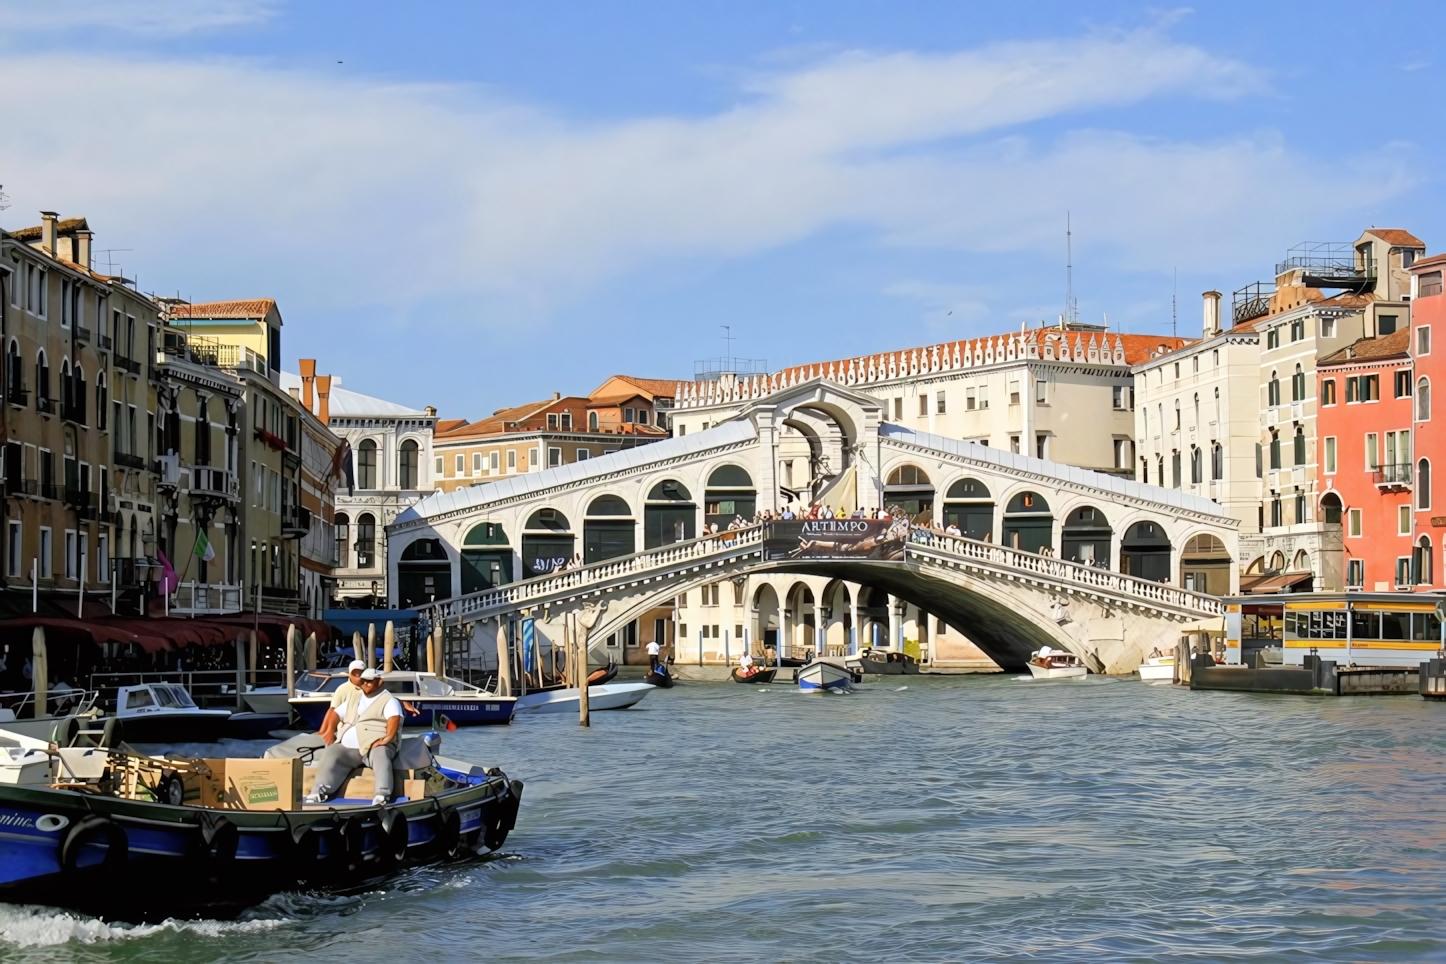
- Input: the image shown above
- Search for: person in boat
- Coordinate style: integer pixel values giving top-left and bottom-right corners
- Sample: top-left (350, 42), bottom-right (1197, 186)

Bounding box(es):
top-left (646, 637), bottom-right (661, 671)
top-left (738, 652), bottom-right (758, 677)
top-left (318, 659), bottom-right (367, 745)
top-left (306, 668), bottom-right (403, 806)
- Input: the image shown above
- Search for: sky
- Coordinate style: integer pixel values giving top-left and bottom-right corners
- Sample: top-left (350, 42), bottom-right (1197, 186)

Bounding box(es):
top-left (0, 1), bottom-right (1441, 417)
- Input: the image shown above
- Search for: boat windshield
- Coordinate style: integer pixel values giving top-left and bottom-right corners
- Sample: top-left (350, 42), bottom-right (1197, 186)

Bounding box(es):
top-left (294, 672), bottom-right (334, 693)
top-left (124, 689), bottom-right (154, 709)
top-left (418, 677), bottom-right (453, 697)
top-left (154, 685), bottom-right (196, 708)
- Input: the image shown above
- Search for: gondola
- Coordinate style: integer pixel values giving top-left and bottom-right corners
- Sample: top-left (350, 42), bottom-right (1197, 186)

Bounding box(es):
top-left (642, 664), bottom-right (674, 688)
top-left (730, 667), bottom-right (778, 684)
top-left (586, 661), bottom-right (618, 686)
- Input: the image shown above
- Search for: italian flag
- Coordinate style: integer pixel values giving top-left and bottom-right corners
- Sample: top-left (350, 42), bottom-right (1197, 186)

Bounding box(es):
top-left (194, 529), bottom-right (215, 563)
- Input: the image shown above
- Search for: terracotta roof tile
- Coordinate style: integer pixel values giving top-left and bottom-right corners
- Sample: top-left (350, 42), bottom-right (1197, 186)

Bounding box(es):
top-left (1366, 228), bottom-right (1425, 247)
top-left (1318, 327), bottom-right (1410, 365)
top-left (8, 217), bottom-right (90, 242)
top-left (434, 419), bottom-right (469, 434)
top-left (169, 299), bottom-right (278, 320)
top-left (1410, 252), bottom-right (1446, 272)
top-left (597, 375), bottom-right (679, 398)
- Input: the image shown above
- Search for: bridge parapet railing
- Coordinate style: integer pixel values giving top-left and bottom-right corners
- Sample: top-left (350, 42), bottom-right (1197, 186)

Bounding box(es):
top-left (906, 528), bottom-right (1223, 616)
top-left (435, 525), bottom-right (766, 623)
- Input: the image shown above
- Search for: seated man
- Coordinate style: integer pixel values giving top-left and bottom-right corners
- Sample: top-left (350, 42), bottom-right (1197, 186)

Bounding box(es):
top-left (318, 659), bottom-right (366, 745)
top-left (738, 652), bottom-right (757, 677)
top-left (306, 668), bottom-right (402, 806)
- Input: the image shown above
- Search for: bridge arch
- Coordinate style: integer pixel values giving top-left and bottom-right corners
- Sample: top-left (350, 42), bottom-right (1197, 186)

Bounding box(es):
top-left (1180, 532), bottom-right (1232, 594)
top-left (1002, 490), bottom-right (1053, 554)
top-left (752, 583), bottom-right (781, 654)
top-left (583, 494), bottom-right (635, 564)
top-left (941, 476), bottom-right (994, 541)
top-left (644, 478), bottom-right (696, 546)
top-left (1060, 504), bottom-right (1112, 567)
top-left (883, 463), bottom-right (934, 522)
top-left (460, 521), bottom-right (512, 594)
top-left (396, 537), bottom-right (452, 608)
top-left (521, 508), bottom-right (574, 577)
top-left (704, 463), bottom-right (756, 529)
top-left (1121, 521), bottom-right (1171, 582)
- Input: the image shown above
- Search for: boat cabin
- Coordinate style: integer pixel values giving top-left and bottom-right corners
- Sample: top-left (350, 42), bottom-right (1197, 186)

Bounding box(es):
top-left (119, 683), bottom-right (201, 716)
top-left (293, 671), bottom-right (485, 698)
top-left (1223, 592), bottom-right (1445, 668)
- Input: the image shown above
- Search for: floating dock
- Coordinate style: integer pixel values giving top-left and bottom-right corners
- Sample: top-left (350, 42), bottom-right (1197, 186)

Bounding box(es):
top-left (1191, 654), bottom-right (1422, 696)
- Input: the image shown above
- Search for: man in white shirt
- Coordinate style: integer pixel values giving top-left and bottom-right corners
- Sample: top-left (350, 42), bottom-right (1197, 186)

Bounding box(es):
top-left (738, 652), bottom-right (757, 677)
top-left (305, 669), bottom-right (403, 806)
top-left (318, 659), bottom-right (366, 745)
top-left (645, 638), bottom-right (661, 670)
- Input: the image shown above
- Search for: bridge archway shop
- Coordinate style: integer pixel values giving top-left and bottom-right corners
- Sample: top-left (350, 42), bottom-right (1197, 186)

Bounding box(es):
top-left (583, 495), bottom-right (635, 564)
top-left (460, 522), bottom-right (513, 595)
top-left (521, 509), bottom-right (573, 577)
top-left (942, 477), bottom-right (993, 541)
top-left (397, 538), bottom-right (451, 608)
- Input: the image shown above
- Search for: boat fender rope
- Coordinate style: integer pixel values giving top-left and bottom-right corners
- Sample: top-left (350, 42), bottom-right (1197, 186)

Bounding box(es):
top-left (61, 815), bottom-right (128, 875)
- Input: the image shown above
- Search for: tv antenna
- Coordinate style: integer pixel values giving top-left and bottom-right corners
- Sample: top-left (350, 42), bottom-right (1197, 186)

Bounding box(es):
top-left (0, 184), bottom-right (9, 211)
top-left (1065, 213), bottom-right (1078, 325)
top-left (1172, 267), bottom-right (1178, 338)
top-left (721, 325), bottom-right (735, 361)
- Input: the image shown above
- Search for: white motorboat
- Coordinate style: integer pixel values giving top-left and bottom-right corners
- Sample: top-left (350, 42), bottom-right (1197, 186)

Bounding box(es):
top-left (796, 659), bottom-right (854, 693)
top-left (115, 682), bottom-right (233, 743)
top-left (1137, 655), bottom-right (1175, 684)
top-left (0, 687), bottom-right (100, 743)
top-left (289, 670), bottom-right (517, 728)
top-left (514, 682), bottom-right (654, 714)
top-left (241, 685), bottom-right (292, 715)
top-left (1026, 646), bottom-right (1087, 680)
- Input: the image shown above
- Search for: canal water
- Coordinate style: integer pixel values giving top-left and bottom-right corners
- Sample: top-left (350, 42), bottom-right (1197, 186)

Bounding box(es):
top-left (4, 675), bottom-right (1446, 962)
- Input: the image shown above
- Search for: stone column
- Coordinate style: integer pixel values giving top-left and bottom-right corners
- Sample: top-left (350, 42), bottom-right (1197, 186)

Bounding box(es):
top-left (755, 404), bottom-right (780, 513)
top-left (813, 595), bottom-right (826, 659)
top-left (1021, 365), bottom-right (1035, 459)
top-left (848, 582), bottom-right (861, 655)
top-left (888, 594), bottom-right (901, 652)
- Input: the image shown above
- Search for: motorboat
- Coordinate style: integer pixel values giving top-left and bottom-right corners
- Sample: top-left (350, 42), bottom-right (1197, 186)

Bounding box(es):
top-left (731, 666), bottom-right (778, 684)
top-left (0, 725), bottom-right (522, 921)
top-left (288, 670), bottom-right (517, 729)
top-left (796, 659), bottom-right (855, 693)
top-left (642, 663), bottom-right (674, 688)
top-left (116, 683), bottom-right (233, 744)
top-left (240, 685), bottom-right (292, 715)
top-left (0, 687), bottom-right (101, 743)
top-left (1137, 655), bottom-right (1175, 684)
top-left (513, 681), bottom-right (655, 714)
top-left (846, 649), bottom-right (920, 676)
top-left (1026, 646), bottom-right (1087, 680)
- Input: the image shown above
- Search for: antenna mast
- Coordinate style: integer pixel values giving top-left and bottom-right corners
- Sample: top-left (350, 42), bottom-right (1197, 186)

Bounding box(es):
top-left (1172, 267), bottom-right (1178, 338)
top-left (1065, 213), bottom-right (1078, 325)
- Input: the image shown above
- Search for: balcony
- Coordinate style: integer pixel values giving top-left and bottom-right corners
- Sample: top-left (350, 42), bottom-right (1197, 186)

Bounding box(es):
top-left (61, 398), bottom-right (86, 425)
top-left (36, 395), bottom-right (55, 416)
top-left (163, 336), bottom-right (269, 377)
top-left (1232, 281), bottom-right (1275, 326)
top-left (155, 454), bottom-right (180, 488)
top-left (282, 505), bottom-right (311, 540)
top-left (169, 582), bottom-right (244, 616)
top-left (75, 326), bottom-right (91, 344)
top-left (64, 489), bottom-right (98, 520)
top-left (190, 465), bottom-right (239, 502)
top-left (98, 332), bottom-right (113, 351)
top-left (112, 557), bottom-right (157, 588)
top-left (115, 355), bottom-right (141, 376)
top-left (6, 384), bottom-right (27, 407)
top-left (1374, 463), bottom-right (1413, 491)
top-left (114, 451), bottom-right (147, 471)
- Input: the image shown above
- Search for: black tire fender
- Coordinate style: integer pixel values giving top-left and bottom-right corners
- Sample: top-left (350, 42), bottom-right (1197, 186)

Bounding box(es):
top-left (378, 808), bottom-right (410, 865)
top-left (194, 811), bottom-right (239, 866)
top-left (435, 806), bottom-right (462, 859)
top-left (61, 815), bottom-right (128, 874)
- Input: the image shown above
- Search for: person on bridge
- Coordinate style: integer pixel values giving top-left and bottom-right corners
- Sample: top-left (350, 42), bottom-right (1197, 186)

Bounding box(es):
top-left (646, 637), bottom-right (661, 670)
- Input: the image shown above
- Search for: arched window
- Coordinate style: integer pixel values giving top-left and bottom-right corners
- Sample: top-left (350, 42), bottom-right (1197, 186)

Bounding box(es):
top-left (1171, 450), bottom-right (1181, 488)
top-left (195, 397), bottom-right (211, 466)
top-left (1270, 430), bottom-right (1281, 470)
top-left (1173, 399), bottom-right (1181, 431)
top-left (357, 438), bottom-right (377, 490)
top-left (1267, 371), bottom-right (1280, 407)
top-left (1294, 427), bottom-right (1306, 466)
top-left (35, 350), bottom-right (49, 414)
top-left (1414, 535), bottom-right (1433, 586)
top-left (1419, 458), bottom-right (1432, 511)
top-left (588, 411), bottom-right (599, 431)
top-left (1419, 377), bottom-right (1431, 422)
top-left (95, 371), bottom-right (107, 431)
top-left (1190, 445), bottom-right (1202, 484)
top-left (334, 512), bottom-right (349, 568)
top-left (1211, 442), bottom-right (1223, 481)
top-left (1321, 491), bottom-right (1343, 524)
top-left (6, 340), bottom-right (20, 404)
top-left (1292, 363), bottom-right (1306, 401)
top-left (398, 438), bottom-right (419, 490)
top-left (886, 465), bottom-right (931, 486)
top-left (1193, 392), bottom-right (1199, 428)
top-left (355, 513), bottom-right (377, 568)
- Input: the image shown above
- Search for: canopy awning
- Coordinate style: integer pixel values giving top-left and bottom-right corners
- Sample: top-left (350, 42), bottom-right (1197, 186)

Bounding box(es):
top-left (1240, 572), bottom-right (1314, 594)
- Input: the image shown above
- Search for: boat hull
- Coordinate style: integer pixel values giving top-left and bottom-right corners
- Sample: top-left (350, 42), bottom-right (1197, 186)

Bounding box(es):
top-left (514, 682), bottom-right (654, 714)
top-left (797, 660), bottom-right (853, 692)
top-left (0, 774), bottom-right (522, 922)
top-left (117, 710), bottom-right (233, 744)
top-left (730, 667), bottom-right (778, 684)
top-left (291, 695), bottom-right (518, 731)
top-left (241, 689), bottom-right (292, 715)
top-left (846, 652), bottom-right (920, 676)
top-left (1137, 659), bottom-right (1175, 683)
top-left (641, 670), bottom-right (674, 688)
top-left (1026, 664), bottom-right (1087, 680)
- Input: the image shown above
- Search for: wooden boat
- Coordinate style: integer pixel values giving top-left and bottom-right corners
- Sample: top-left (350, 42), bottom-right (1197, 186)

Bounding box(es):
top-left (1026, 646), bottom-right (1088, 680)
top-left (115, 683), bottom-right (233, 744)
top-left (289, 670), bottom-right (517, 729)
top-left (586, 662), bottom-right (618, 686)
top-left (642, 664), bottom-right (674, 688)
top-left (846, 649), bottom-right (920, 676)
top-left (1137, 655), bottom-right (1175, 683)
top-left (796, 659), bottom-right (854, 693)
top-left (730, 666), bottom-right (777, 684)
top-left (513, 682), bottom-right (655, 714)
top-left (0, 728), bottom-right (522, 922)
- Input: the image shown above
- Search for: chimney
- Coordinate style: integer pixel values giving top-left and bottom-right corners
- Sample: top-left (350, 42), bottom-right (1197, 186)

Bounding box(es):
top-left (298, 358), bottom-right (316, 413)
top-left (39, 212), bottom-right (58, 256)
top-left (76, 230), bottom-right (92, 269)
top-left (553, 392), bottom-right (561, 400)
top-left (316, 375), bottom-right (332, 425)
top-left (1202, 290), bottom-right (1222, 336)
top-left (424, 406), bottom-right (436, 417)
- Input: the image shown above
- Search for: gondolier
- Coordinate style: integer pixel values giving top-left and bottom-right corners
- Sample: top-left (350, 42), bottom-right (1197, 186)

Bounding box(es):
top-left (646, 638), bottom-right (661, 670)
top-left (306, 669), bottom-right (403, 805)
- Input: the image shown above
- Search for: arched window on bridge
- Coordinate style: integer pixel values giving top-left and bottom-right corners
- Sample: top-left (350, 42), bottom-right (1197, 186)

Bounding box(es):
top-left (942, 477), bottom-right (993, 541)
top-left (397, 538), bottom-right (450, 607)
top-left (1002, 491), bottom-right (1052, 554)
top-left (461, 521), bottom-right (513, 594)
top-left (884, 465), bottom-right (933, 523)
top-left (522, 508), bottom-right (574, 577)
top-left (705, 465), bottom-right (756, 530)
top-left (585, 495), bottom-right (635, 564)
top-left (1120, 521), bottom-right (1171, 583)
top-left (1181, 533), bottom-right (1230, 595)
top-left (644, 480), bottom-right (695, 549)
top-left (1061, 505), bottom-right (1110, 567)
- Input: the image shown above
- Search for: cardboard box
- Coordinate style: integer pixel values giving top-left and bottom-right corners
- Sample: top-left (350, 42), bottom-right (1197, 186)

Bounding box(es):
top-left (202, 758), bottom-right (301, 810)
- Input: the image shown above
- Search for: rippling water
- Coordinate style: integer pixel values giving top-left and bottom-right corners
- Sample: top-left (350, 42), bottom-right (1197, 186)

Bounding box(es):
top-left (5, 675), bottom-right (1446, 962)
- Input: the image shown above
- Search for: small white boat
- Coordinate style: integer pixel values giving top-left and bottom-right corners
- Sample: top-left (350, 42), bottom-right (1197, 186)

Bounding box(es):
top-left (241, 686), bottom-right (292, 715)
top-left (1137, 655), bottom-right (1175, 684)
top-left (797, 659), bottom-right (854, 693)
top-left (514, 682), bottom-right (655, 714)
top-left (1026, 646), bottom-right (1087, 680)
top-left (0, 687), bottom-right (100, 743)
top-left (116, 682), bottom-right (233, 743)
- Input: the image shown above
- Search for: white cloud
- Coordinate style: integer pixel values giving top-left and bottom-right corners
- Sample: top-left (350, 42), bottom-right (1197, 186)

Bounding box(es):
top-left (0, 26), bottom-right (1407, 323)
top-left (0, 0), bottom-right (278, 34)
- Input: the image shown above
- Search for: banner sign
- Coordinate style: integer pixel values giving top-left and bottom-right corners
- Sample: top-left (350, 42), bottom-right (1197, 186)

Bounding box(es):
top-left (762, 519), bottom-right (908, 561)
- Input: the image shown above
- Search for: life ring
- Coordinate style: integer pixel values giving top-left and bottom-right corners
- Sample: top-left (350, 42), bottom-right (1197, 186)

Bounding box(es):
top-left (61, 815), bottom-right (128, 875)
top-left (378, 809), bottom-right (410, 866)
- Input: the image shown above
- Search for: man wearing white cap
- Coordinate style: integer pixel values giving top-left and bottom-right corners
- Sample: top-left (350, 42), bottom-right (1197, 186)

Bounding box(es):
top-left (306, 668), bottom-right (403, 806)
top-left (317, 659), bottom-right (366, 746)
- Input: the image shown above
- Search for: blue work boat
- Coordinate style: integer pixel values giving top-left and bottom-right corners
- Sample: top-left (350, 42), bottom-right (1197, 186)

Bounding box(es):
top-left (796, 659), bottom-right (855, 693)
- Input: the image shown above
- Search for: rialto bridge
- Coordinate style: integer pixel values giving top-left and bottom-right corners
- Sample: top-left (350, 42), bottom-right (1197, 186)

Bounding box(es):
top-left (386, 380), bottom-right (1237, 674)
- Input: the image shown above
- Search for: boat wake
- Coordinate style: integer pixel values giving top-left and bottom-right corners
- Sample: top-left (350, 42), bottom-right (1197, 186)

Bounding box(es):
top-left (0, 904), bottom-right (287, 947)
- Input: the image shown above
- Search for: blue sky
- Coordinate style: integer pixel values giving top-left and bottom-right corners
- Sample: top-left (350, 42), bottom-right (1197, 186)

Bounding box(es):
top-left (1, 1), bottom-right (1440, 416)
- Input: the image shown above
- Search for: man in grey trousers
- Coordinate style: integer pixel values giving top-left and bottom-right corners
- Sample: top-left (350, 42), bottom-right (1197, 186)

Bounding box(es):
top-left (305, 668), bottom-right (402, 806)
